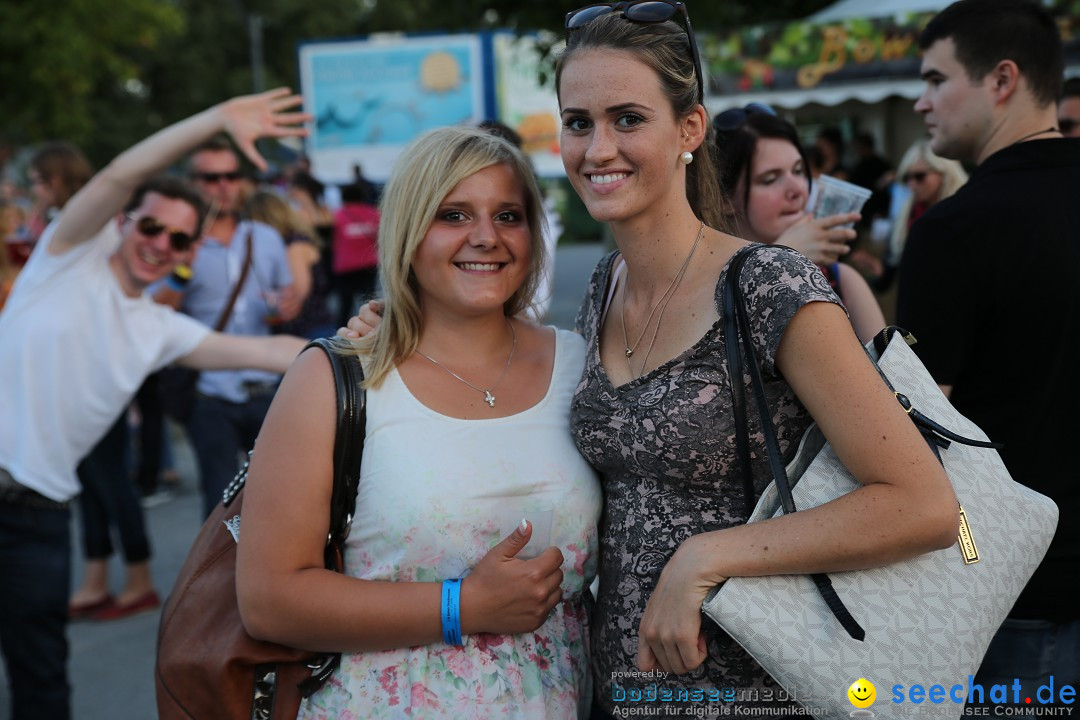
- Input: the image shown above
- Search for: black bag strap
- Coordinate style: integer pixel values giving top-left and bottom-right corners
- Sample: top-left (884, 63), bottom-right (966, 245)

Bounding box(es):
top-left (296, 337), bottom-right (366, 696)
top-left (221, 336), bottom-right (366, 522)
top-left (722, 244), bottom-right (866, 642)
top-left (217, 337), bottom-right (366, 701)
top-left (303, 337), bottom-right (366, 560)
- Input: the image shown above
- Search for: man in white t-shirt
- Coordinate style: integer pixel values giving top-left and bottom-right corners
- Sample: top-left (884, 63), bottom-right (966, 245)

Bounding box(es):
top-left (0, 89), bottom-right (310, 720)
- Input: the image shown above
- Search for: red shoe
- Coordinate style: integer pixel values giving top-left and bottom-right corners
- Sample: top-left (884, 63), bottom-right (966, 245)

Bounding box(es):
top-left (91, 590), bottom-right (161, 621)
top-left (69, 595), bottom-right (115, 621)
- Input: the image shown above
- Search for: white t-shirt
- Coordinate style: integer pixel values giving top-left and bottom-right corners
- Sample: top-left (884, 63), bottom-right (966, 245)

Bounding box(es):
top-left (0, 220), bottom-right (210, 501)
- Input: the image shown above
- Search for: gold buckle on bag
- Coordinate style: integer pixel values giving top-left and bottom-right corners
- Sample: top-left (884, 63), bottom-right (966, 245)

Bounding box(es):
top-left (957, 505), bottom-right (980, 564)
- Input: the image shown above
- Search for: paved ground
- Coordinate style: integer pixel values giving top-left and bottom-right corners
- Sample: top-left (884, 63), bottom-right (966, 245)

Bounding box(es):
top-left (0, 241), bottom-right (607, 720)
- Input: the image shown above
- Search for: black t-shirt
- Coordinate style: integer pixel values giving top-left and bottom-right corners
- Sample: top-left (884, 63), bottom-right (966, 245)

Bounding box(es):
top-left (897, 138), bottom-right (1080, 621)
top-left (850, 154), bottom-right (892, 220)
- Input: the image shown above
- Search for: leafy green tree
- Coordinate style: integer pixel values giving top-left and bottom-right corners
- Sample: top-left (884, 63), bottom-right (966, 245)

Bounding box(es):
top-left (0, 0), bottom-right (184, 163)
top-left (2, 0), bottom-right (834, 169)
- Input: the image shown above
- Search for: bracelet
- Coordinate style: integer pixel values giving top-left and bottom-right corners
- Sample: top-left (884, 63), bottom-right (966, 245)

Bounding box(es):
top-left (440, 579), bottom-right (463, 646)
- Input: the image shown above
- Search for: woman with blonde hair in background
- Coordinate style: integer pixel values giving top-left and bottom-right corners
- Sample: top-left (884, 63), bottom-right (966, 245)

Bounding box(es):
top-left (236, 125), bottom-right (600, 718)
top-left (889, 140), bottom-right (968, 274)
top-left (246, 190), bottom-right (335, 338)
top-left (857, 139), bottom-right (968, 292)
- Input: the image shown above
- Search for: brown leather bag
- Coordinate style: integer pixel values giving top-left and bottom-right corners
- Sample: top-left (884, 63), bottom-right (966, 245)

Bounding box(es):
top-left (155, 338), bottom-right (365, 719)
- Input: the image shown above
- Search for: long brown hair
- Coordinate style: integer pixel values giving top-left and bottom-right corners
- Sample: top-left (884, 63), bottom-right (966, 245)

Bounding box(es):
top-left (29, 142), bottom-right (93, 209)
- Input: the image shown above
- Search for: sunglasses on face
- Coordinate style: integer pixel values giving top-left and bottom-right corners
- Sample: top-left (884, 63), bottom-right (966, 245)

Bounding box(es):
top-left (565, 1), bottom-right (705, 102)
top-left (713, 103), bottom-right (778, 132)
top-left (191, 171), bottom-right (243, 184)
top-left (128, 214), bottom-right (196, 252)
top-left (902, 171), bottom-right (932, 184)
top-left (1059, 117), bottom-right (1080, 134)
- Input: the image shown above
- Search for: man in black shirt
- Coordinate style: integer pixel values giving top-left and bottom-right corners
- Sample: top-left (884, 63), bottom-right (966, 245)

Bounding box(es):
top-left (898, 0), bottom-right (1079, 701)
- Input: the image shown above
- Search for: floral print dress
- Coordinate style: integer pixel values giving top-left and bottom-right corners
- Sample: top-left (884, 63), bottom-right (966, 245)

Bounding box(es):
top-left (299, 328), bottom-right (601, 720)
top-left (570, 245), bottom-right (842, 715)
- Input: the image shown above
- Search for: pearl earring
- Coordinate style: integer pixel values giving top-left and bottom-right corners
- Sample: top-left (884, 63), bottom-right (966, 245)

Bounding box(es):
top-left (680, 151), bottom-right (694, 165)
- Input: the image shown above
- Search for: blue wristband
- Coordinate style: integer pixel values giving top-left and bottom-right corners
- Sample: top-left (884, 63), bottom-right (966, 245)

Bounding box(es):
top-left (440, 579), bottom-right (463, 646)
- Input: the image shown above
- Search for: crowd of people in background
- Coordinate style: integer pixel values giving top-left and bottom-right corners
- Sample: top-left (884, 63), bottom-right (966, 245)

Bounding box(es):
top-left (2, 0), bottom-right (1079, 717)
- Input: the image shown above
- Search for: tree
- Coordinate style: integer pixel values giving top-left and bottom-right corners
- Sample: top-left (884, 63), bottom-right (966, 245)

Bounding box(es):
top-left (0, 0), bottom-right (184, 162)
top-left (2, 0), bottom-right (835, 169)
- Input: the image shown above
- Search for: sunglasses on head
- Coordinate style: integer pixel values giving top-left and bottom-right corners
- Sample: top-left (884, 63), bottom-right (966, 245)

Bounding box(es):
top-left (128, 214), bottom-right (196, 252)
top-left (713, 103), bottom-right (778, 132)
top-left (902, 171), bottom-right (931, 184)
top-left (191, 170), bottom-right (243, 184)
top-left (565, 1), bottom-right (705, 102)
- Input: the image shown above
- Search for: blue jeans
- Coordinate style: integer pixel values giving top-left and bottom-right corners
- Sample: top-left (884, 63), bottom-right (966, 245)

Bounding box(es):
top-left (76, 412), bottom-right (149, 562)
top-left (187, 390), bottom-right (276, 518)
top-left (972, 618), bottom-right (1080, 708)
top-left (0, 500), bottom-right (71, 720)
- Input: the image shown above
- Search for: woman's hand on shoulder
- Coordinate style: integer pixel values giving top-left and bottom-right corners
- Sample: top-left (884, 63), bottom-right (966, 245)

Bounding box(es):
top-left (777, 212), bottom-right (858, 265)
top-left (338, 299), bottom-right (384, 339)
top-left (636, 534), bottom-right (719, 676)
top-left (459, 521), bottom-right (564, 636)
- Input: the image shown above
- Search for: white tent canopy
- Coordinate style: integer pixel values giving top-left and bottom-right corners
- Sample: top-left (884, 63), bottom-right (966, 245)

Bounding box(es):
top-left (706, 79), bottom-right (925, 114)
top-left (808, 0), bottom-right (950, 23)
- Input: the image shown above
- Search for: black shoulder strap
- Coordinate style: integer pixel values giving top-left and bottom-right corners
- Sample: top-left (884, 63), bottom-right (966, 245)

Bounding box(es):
top-left (303, 337), bottom-right (366, 558)
top-left (722, 244), bottom-right (866, 642)
top-left (294, 337), bottom-right (366, 697)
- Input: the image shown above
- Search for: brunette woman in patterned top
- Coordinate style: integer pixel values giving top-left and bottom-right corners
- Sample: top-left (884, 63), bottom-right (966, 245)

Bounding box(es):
top-left (555, 7), bottom-right (957, 716)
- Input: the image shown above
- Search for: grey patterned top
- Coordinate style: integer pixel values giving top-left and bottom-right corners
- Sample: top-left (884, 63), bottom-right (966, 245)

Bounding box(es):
top-left (571, 244), bottom-right (842, 713)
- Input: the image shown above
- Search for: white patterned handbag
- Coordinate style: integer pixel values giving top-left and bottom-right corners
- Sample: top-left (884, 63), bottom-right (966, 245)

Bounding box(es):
top-left (701, 246), bottom-right (1058, 718)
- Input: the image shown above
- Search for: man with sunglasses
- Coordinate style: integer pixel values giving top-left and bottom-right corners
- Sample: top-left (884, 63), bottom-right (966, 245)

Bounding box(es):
top-left (168, 136), bottom-right (302, 518)
top-left (896, 0), bottom-right (1080, 702)
top-left (0, 89), bottom-right (310, 720)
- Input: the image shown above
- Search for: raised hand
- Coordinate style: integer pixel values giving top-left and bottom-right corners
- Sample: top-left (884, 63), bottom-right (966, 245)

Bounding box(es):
top-left (220, 88), bottom-right (312, 172)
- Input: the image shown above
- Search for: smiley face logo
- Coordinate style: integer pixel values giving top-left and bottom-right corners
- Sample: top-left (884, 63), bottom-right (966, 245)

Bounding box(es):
top-left (848, 678), bottom-right (876, 708)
